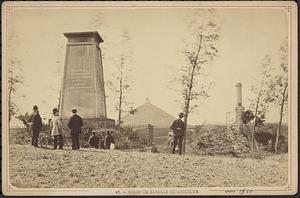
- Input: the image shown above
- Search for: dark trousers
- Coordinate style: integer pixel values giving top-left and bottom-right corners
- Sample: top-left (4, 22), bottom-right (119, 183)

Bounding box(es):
top-left (100, 140), bottom-right (104, 149)
top-left (172, 135), bottom-right (183, 155)
top-left (31, 129), bottom-right (40, 146)
top-left (54, 134), bottom-right (64, 149)
top-left (71, 133), bottom-right (80, 150)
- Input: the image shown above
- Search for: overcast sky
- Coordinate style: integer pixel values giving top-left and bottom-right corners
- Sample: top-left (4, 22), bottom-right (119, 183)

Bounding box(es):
top-left (6, 6), bottom-right (288, 126)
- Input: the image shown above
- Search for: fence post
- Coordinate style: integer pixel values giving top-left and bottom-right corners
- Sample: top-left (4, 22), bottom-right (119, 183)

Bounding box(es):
top-left (147, 124), bottom-right (153, 145)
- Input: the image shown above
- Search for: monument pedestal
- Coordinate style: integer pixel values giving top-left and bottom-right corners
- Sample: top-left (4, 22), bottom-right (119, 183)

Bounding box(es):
top-left (59, 31), bottom-right (114, 129)
top-left (61, 118), bottom-right (115, 131)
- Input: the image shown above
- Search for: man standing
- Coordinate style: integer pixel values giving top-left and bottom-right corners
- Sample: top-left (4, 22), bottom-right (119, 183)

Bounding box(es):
top-left (50, 108), bottom-right (64, 149)
top-left (68, 109), bottom-right (83, 150)
top-left (170, 112), bottom-right (186, 155)
top-left (104, 130), bottom-right (115, 149)
top-left (28, 105), bottom-right (42, 147)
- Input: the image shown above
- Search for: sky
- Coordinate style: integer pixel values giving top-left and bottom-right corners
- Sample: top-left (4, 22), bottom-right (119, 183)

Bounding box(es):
top-left (5, 6), bottom-right (289, 126)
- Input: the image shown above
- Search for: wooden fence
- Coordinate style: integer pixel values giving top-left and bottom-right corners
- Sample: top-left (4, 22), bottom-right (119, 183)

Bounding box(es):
top-left (120, 124), bottom-right (153, 145)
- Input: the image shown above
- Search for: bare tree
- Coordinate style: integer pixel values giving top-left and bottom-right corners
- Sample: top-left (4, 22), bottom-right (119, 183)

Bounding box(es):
top-left (86, 13), bottom-right (135, 128)
top-left (268, 40), bottom-right (288, 154)
top-left (8, 67), bottom-right (23, 123)
top-left (177, 21), bottom-right (220, 153)
top-left (107, 31), bottom-right (133, 129)
top-left (248, 55), bottom-right (273, 152)
top-left (7, 32), bottom-right (24, 124)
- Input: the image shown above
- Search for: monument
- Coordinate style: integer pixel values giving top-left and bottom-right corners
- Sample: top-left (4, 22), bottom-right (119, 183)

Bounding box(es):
top-left (235, 83), bottom-right (245, 125)
top-left (59, 31), bottom-right (114, 128)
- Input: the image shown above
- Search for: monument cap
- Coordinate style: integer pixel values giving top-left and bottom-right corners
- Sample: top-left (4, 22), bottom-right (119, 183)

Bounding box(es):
top-left (64, 31), bottom-right (103, 45)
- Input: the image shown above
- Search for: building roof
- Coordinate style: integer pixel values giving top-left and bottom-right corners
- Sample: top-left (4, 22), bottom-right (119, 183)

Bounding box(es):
top-left (121, 101), bottom-right (176, 127)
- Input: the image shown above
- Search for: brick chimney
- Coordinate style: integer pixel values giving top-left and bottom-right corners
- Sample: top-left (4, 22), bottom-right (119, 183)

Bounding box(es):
top-left (235, 83), bottom-right (245, 125)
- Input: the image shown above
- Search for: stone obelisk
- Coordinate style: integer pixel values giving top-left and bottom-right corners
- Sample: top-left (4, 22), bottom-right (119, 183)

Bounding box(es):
top-left (59, 31), bottom-right (114, 128)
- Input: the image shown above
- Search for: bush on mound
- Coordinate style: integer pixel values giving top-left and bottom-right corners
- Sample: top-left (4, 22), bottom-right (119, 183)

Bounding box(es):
top-left (191, 123), bottom-right (288, 155)
top-left (191, 125), bottom-right (250, 155)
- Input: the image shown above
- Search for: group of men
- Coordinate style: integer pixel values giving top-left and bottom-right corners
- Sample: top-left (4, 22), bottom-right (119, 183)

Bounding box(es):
top-left (28, 105), bottom-right (115, 150)
top-left (88, 130), bottom-right (115, 149)
top-left (28, 105), bottom-right (186, 154)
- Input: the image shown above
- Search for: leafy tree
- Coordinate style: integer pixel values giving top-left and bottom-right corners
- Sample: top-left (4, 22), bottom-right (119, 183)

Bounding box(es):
top-left (177, 17), bottom-right (220, 153)
top-left (8, 71), bottom-right (23, 122)
top-left (16, 112), bottom-right (31, 128)
top-left (241, 110), bottom-right (255, 125)
top-left (106, 31), bottom-right (133, 129)
top-left (85, 14), bottom-right (135, 128)
top-left (268, 40), bottom-right (288, 154)
top-left (7, 31), bottom-right (25, 124)
top-left (17, 112), bottom-right (49, 131)
top-left (248, 55), bottom-right (273, 152)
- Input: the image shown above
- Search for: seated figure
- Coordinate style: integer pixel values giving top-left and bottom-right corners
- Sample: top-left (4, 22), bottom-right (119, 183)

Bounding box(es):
top-left (88, 131), bottom-right (100, 149)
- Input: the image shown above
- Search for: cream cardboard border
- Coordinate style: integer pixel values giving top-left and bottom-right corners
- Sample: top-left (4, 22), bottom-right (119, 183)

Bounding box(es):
top-left (1, 1), bottom-right (298, 196)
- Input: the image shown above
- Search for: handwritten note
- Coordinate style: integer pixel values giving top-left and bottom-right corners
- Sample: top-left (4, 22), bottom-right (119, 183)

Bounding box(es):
top-left (225, 189), bottom-right (253, 195)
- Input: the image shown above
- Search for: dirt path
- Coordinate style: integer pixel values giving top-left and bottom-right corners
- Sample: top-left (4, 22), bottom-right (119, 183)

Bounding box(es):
top-left (9, 145), bottom-right (288, 188)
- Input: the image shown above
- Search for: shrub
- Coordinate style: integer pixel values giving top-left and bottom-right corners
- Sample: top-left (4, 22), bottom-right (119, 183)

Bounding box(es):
top-left (255, 123), bottom-right (288, 153)
top-left (9, 128), bottom-right (31, 145)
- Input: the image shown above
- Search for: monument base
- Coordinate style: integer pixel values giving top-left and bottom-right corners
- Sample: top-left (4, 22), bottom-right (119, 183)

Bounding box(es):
top-left (62, 117), bottom-right (115, 131)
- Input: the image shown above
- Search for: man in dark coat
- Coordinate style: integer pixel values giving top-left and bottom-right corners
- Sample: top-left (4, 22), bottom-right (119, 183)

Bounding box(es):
top-left (28, 105), bottom-right (42, 147)
top-left (170, 112), bottom-right (186, 155)
top-left (104, 130), bottom-right (115, 149)
top-left (88, 131), bottom-right (100, 149)
top-left (68, 109), bottom-right (83, 150)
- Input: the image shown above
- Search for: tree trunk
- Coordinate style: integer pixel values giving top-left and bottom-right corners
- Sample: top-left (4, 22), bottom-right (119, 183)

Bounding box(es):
top-left (183, 97), bottom-right (190, 154)
top-left (251, 91), bottom-right (261, 152)
top-left (58, 90), bottom-right (61, 110)
top-left (8, 84), bottom-right (13, 123)
top-left (183, 35), bottom-right (203, 154)
top-left (274, 83), bottom-right (288, 154)
top-left (117, 70), bottom-right (123, 130)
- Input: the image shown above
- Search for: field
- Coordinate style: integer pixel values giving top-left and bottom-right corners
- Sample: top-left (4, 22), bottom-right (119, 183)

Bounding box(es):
top-left (9, 144), bottom-right (288, 188)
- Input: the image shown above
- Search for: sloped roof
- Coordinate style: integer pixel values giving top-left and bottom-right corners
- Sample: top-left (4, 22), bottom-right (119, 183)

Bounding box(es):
top-left (121, 102), bottom-right (176, 127)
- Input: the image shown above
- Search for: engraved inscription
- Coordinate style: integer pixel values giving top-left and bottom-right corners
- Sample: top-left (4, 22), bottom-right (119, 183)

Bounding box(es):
top-left (65, 69), bottom-right (93, 90)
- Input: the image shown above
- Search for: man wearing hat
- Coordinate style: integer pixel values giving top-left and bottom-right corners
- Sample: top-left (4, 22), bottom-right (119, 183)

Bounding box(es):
top-left (104, 130), bottom-right (115, 149)
top-left (28, 105), bottom-right (42, 147)
top-left (170, 112), bottom-right (186, 155)
top-left (88, 130), bottom-right (100, 149)
top-left (50, 108), bottom-right (64, 149)
top-left (67, 109), bottom-right (83, 150)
